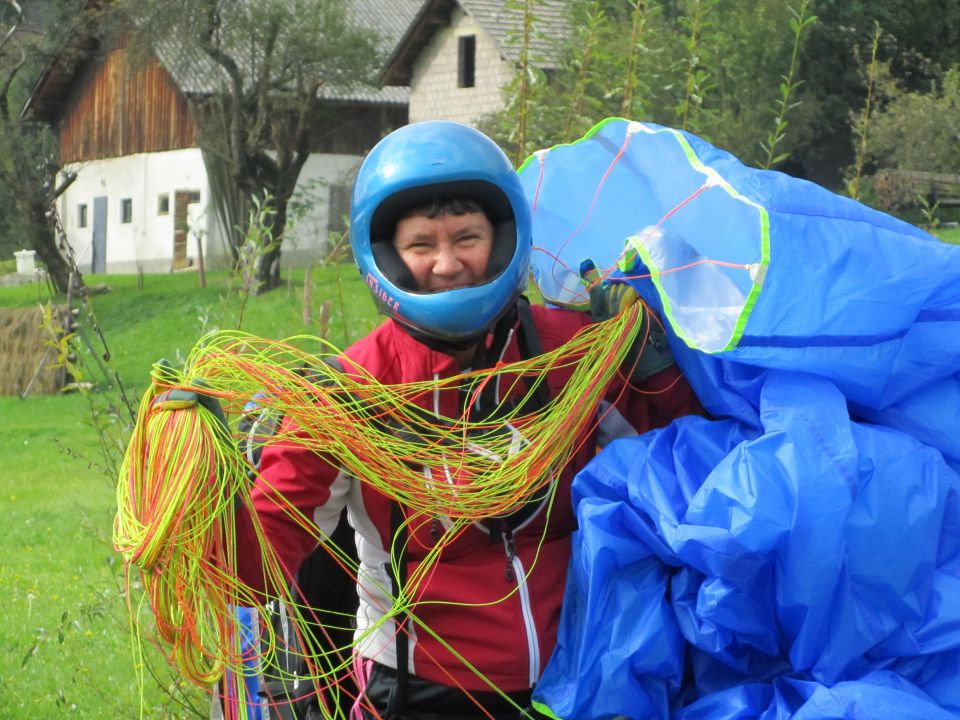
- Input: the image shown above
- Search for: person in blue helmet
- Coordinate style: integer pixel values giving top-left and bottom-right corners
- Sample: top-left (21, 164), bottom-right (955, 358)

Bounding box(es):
top-left (234, 121), bottom-right (702, 719)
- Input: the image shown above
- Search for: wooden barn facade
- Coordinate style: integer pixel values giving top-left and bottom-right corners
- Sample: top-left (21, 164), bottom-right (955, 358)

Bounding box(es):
top-left (57, 49), bottom-right (197, 164)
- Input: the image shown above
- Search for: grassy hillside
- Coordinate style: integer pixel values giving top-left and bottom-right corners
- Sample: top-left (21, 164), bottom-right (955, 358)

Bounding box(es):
top-left (0, 265), bottom-right (378, 719)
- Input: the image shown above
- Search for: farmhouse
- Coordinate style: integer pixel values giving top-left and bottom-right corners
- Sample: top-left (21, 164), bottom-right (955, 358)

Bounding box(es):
top-left (384, 0), bottom-right (567, 125)
top-left (22, 1), bottom-right (421, 274)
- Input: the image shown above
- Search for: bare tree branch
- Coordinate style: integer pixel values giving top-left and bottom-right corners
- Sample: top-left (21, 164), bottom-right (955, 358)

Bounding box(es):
top-left (0, 0), bottom-right (22, 54)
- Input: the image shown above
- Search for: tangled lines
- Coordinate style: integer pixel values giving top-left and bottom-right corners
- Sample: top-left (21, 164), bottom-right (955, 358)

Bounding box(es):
top-left (114, 304), bottom-right (648, 697)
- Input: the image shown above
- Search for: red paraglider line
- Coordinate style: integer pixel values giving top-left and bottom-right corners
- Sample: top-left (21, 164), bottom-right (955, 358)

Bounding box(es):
top-left (545, 132), bottom-right (634, 291)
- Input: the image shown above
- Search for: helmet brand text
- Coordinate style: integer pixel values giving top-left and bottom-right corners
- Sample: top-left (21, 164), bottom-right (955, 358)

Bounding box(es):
top-left (366, 273), bottom-right (401, 312)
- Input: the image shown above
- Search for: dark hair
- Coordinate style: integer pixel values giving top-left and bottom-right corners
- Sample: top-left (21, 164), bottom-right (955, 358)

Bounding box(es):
top-left (396, 197), bottom-right (490, 225)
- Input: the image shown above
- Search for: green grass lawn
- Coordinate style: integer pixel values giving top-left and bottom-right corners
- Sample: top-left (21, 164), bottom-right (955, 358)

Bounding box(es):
top-left (0, 393), bottom-right (180, 718)
top-left (0, 265), bottom-right (378, 719)
top-left (938, 224), bottom-right (960, 244)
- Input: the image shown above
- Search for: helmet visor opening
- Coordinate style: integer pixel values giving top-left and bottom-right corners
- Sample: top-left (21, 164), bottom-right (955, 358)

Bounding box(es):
top-left (370, 181), bottom-right (518, 292)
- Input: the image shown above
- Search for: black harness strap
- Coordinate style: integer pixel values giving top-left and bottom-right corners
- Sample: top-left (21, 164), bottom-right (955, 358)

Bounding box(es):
top-left (514, 297), bottom-right (551, 414)
top-left (386, 501), bottom-right (410, 719)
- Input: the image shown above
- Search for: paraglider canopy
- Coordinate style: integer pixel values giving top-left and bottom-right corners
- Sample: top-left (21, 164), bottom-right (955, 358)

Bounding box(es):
top-left (519, 118), bottom-right (960, 720)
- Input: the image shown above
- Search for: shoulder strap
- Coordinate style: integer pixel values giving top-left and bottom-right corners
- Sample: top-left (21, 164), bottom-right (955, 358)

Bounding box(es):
top-left (514, 297), bottom-right (551, 414)
top-left (386, 501), bottom-right (410, 719)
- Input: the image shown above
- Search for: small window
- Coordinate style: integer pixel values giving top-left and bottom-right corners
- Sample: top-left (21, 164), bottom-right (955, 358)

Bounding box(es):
top-left (328, 185), bottom-right (352, 235)
top-left (187, 190), bottom-right (201, 204)
top-left (78, 204), bottom-right (88, 228)
top-left (458, 35), bottom-right (476, 88)
top-left (158, 193), bottom-right (170, 215)
top-left (120, 198), bottom-right (132, 223)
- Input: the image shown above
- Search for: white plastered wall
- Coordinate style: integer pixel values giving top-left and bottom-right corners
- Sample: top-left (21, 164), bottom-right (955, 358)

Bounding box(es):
top-left (408, 7), bottom-right (514, 125)
top-left (281, 153), bottom-right (363, 267)
top-left (58, 148), bottom-right (217, 273)
top-left (57, 148), bottom-right (363, 274)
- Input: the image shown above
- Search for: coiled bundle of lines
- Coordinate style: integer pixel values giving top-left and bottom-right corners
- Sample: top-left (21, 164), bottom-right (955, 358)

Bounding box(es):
top-left (114, 304), bottom-right (651, 714)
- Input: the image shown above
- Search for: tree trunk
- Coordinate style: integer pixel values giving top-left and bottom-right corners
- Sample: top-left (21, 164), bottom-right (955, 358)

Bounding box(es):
top-left (31, 222), bottom-right (71, 294)
top-left (19, 186), bottom-right (71, 294)
top-left (253, 138), bottom-right (310, 292)
top-left (256, 192), bottom-right (288, 292)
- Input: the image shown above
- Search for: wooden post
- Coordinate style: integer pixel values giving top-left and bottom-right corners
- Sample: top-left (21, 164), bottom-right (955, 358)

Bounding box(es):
top-left (302, 265), bottom-right (313, 325)
top-left (196, 234), bottom-right (206, 288)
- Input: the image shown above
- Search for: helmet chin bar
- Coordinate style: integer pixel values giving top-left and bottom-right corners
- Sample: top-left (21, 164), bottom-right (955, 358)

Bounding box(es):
top-left (395, 290), bottom-right (523, 355)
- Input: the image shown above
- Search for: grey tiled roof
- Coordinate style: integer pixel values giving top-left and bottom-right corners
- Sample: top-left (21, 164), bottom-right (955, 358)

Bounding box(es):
top-left (317, 84), bottom-right (410, 105)
top-left (352, 0), bottom-right (424, 45)
top-left (461, 0), bottom-right (569, 66)
top-left (158, 0), bottom-right (422, 104)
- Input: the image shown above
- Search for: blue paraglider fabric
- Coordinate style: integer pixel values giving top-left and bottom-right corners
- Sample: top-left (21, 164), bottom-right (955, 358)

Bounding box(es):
top-left (520, 119), bottom-right (960, 719)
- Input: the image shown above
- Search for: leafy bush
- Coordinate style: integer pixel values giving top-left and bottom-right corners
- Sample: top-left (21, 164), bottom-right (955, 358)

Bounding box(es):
top-left (870, 168), bottom-right (919, 210)
top-left (862, 63), bottom-right (960, 174)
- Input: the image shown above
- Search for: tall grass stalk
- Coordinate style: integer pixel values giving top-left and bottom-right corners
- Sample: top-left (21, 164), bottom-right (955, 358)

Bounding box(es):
top-left (676, 0), bottom-right (720, 135)
top-left (848, 22), bottom-right (882, 200)
top-left (511, 0), bottom-right (537, 166)
top-left (230, 193), bottom-right (281, 326)
top-left (761, 0), bottom-right (817, 169)
top-left (317, 228), bottom-right (355, 348)
top-left (621, 0), bottom-right (656, 118)
top-left (562, 0), bottom-right (605, 141)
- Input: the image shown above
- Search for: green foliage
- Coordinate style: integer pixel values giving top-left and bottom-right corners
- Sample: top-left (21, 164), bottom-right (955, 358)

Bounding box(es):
top-left (484, 0), bottom-right (819, 170)
top-left (859, 64), bottom-right (960, 174)
top-left (0, 122), bottom-right (54, 261)
top-left (797, 0), bottom-right (960, 184)
top-left (0, 2), bottom-right (62, 261)
top-left (486, 0), bottom-right (960, 187)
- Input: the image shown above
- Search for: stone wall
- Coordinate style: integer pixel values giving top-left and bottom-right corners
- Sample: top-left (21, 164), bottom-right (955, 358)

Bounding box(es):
top-left (408, 7), bottom-right (514, 125)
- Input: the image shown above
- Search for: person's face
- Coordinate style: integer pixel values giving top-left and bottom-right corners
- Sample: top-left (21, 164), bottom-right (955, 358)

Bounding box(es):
top-left (393, 211), bottom-right (494, 292)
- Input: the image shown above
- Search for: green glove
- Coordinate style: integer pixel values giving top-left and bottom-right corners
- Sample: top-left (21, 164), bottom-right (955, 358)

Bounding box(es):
top-left (580, 258), bottom-right (641, 322)
top-left (578, 259), bottom-right (675, 381)
top-left (151, 359), bottom-right (229, 431)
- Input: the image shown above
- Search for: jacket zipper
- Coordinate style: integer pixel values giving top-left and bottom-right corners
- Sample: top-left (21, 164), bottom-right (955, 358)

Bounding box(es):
top-left (439, 363), bottom-right (542, 686)
top-left (502, 525), bottom-right (540, 686)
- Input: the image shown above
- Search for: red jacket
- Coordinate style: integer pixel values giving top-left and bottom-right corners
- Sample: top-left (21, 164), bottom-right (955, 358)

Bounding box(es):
top-left (237, 305), bottom-right (700, 693)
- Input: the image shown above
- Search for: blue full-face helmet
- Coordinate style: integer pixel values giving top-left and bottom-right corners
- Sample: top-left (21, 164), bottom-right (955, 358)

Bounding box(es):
top-left (350, 121), bottom-right (532, 344)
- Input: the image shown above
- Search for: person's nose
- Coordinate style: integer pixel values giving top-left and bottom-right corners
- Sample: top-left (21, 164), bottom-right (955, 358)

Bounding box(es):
top-left (432, 241), bottom-right (463, 277)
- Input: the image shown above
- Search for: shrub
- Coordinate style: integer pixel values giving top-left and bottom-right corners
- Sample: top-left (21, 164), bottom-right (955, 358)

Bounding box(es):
top-left (864, 64), bottom-right (960, 174)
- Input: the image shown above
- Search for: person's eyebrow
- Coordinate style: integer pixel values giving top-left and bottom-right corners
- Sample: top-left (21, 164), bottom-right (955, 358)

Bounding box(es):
top-left (453, 221), bottom-right (487, 236)
top-left (396, 230), bottom-right (434, 246)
